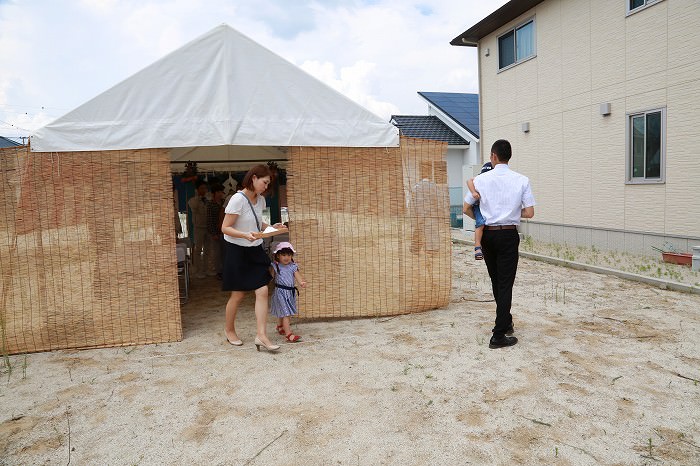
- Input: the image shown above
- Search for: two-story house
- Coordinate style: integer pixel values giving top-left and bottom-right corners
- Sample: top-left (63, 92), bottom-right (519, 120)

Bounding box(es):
top-left (451, 0), bottom-right (700, 256)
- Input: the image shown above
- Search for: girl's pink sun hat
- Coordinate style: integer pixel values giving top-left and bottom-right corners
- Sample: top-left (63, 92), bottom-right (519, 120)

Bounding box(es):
top-left (272, 241), bottom-right (296, 254)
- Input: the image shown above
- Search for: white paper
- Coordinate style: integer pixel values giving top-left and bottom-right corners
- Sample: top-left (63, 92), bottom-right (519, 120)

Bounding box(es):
top-left (263, 226), bottom-right (278, 234)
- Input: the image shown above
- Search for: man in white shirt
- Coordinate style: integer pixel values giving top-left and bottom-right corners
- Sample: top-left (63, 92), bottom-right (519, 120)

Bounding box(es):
top-left (463, 139), bottom-right (535, 349)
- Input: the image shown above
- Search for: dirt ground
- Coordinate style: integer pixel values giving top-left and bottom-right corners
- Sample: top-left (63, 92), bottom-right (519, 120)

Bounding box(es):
top-left (2, 241), bottom-right (700, 465)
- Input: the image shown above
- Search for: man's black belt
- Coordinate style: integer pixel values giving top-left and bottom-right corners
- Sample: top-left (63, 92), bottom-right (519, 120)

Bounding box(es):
top-left (483, 225), bottom-right (517, 230)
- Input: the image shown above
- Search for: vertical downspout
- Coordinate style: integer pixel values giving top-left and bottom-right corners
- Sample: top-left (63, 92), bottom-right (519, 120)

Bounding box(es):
top-left (477, 41), bottom-right (484, 167)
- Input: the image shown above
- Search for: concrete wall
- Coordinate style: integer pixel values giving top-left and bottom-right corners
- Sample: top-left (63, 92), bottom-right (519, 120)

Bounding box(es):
top-left (520, 220), bottom-right (700, 258)
top-left (477, 0), bottom-right (700, 252)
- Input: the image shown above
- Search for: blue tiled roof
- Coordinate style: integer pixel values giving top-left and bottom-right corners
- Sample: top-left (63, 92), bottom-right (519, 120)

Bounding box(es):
top-left (0, 136), bottom-right (22, 148)
top-left (418, 92), bottom-right (479, 139)
top-left (390, 115), bottom-right (469, 145)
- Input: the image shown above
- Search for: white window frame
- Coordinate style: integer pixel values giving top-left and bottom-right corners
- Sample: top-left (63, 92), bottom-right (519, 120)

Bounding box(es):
top-left (497, 17), bottom-right (536, 72)
top-left (625, 107), bottom-right (666, 184)
top-left (626, 0), bottom-right (664, 16)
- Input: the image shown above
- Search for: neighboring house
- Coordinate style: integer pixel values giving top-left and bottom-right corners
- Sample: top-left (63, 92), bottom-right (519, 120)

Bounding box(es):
top-left (451, 0), bottom-right (700, 256)
top-left (391, 91), bottom-right (481, 230)
top-left (0, 136), bottom-right (22, 148)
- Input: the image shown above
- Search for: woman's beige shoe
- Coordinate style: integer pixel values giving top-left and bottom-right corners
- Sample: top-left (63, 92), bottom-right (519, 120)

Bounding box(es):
top-left (226, 337), bottom-right (243, 346)
top-left (254, 337), bottom-right (280, 352)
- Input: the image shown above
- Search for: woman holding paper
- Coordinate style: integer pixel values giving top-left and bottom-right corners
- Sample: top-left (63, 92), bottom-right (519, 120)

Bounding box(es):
top-left (221, 164), bottom-right (286, 352)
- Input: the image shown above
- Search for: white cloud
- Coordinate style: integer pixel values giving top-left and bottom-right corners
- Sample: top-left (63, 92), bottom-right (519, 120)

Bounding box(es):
top-left (9, 111), bottom-right (54, 133)
top-left (265, 0), bottom-right (497, 114)
top-left (300, 59), bottom-right (399, 119)
top-left (78, 0), bottom-right (119, 14)
top-left (120, 3), bottom-right (200, 56)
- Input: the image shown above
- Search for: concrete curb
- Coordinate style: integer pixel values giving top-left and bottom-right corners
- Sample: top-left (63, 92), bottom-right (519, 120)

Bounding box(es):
top-left (452, 238), bottom-right (700, 296)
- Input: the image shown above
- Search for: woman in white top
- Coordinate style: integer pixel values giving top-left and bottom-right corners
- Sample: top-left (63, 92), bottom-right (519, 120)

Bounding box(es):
top-left (221, 164), bottom-right (285, 352)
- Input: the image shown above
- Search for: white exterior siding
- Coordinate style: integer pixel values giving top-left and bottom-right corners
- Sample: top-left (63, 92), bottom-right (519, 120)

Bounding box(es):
top-left (477, 0), bottom-right (700, 243)
top-left (666, 80), bottom-right (700, 236)
top-left (446, 148), bottom-right (468, 188)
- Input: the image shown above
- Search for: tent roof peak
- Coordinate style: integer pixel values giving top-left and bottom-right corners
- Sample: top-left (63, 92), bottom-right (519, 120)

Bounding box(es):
top-left (31, 24), bottom-right (398, 153)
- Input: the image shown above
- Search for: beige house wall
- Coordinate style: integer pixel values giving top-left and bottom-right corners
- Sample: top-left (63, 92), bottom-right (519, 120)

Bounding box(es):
top-left (477, 0), bottom-right (700, 252)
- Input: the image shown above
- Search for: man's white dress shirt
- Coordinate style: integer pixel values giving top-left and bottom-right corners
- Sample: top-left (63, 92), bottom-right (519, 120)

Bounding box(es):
top-left (464, 163), bottom-right (536, 226)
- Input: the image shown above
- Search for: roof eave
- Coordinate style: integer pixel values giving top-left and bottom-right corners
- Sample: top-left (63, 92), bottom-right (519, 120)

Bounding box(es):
top-left (450, 0), bottom-right (546, 47)
top-left (453, 38), bottom-right (478, 48)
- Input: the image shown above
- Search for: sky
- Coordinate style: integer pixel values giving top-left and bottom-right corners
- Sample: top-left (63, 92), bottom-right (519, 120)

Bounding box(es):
top-left (0, 0), bottom-right (508, 141)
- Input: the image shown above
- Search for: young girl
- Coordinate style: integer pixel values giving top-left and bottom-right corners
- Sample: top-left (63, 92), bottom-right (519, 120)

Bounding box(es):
top-left (465, 161), bottom-right (493, 260)
top-left (270, 242), bottom-right (307, 342)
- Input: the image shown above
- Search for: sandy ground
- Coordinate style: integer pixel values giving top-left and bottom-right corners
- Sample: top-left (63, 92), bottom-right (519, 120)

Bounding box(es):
top-left (2, 241), bottom-right (700, 465)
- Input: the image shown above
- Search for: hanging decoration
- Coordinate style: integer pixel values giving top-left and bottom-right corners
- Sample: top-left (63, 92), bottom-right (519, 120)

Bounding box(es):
top-left (181, 161), bottom-right (198, 182)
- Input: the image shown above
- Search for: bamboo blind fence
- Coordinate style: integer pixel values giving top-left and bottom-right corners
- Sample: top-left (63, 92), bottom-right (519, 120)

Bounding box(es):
top-left (0, 146), bottom-right (182, 355)
top-left (287, 136), bottom-right (451, 318)
top-left (0, 136), bottom-right (449, 354)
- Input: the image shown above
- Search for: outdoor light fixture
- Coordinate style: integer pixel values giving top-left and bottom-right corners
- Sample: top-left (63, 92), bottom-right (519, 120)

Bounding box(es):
top-left (600, 102), bottom-right (611, 116)
top-left (521, 122), bottom-right (530, 133)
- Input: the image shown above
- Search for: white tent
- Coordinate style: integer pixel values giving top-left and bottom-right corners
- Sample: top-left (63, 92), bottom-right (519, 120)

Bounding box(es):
top-left (31, 24), bottom-right (399, 155)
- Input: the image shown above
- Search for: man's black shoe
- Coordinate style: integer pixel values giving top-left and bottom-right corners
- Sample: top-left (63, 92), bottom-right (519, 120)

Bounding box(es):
top-left (506, 324), bottom-right (514, 336)
top-left (489, 335), bottom-right (518, 349)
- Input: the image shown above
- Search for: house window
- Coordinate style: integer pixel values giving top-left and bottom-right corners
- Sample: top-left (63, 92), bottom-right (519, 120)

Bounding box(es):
top-left (627, 108), bottom-right (665, 183)
top-left (627, 0), bottom-right (663, 15)
top-left (498, 19), bottom-right (535, 70)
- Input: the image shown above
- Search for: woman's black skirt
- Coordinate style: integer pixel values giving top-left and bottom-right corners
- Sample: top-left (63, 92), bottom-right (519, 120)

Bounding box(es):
top-left (222, 241), bottom-right (272, 291)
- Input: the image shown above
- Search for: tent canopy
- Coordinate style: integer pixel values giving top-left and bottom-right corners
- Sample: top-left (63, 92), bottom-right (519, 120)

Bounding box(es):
top-left (31, 24), bottom-right (399, 153)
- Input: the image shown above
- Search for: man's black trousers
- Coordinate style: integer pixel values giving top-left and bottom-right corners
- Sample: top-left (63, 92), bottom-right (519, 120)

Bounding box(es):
top-left (481, 229), bottom-right (520, 336)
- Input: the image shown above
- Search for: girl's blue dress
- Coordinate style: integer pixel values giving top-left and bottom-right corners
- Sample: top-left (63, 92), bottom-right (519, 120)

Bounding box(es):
top-left (270, 262), bottom-right (299, 317)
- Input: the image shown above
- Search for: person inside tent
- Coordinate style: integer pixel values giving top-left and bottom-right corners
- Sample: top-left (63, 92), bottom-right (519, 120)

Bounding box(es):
top-left (187, 179), bottom-right (211, 279)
